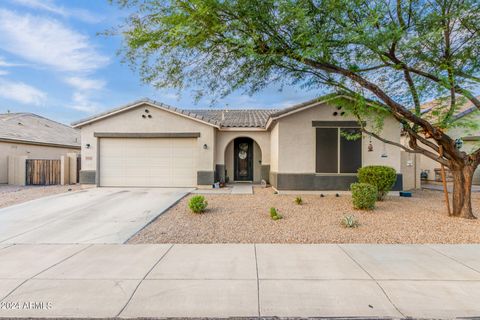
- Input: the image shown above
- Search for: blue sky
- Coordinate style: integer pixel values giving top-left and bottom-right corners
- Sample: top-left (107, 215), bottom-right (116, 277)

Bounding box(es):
top-left (0, 0), bottom-right (318, 124)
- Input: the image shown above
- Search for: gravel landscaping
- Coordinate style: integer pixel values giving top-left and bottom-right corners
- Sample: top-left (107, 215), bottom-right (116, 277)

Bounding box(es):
top-left (0, 184), bottom-right (83, 209)
top-left (129, 187), bottom-right (480, 244)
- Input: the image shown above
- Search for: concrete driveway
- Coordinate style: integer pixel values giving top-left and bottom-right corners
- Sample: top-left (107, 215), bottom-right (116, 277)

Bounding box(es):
top-left (0, 188), bottom-right (192, 244)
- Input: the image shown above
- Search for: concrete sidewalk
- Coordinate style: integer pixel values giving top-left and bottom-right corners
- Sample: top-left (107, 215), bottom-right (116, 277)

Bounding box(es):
top-left (0, 244), bottom-right (479, 318)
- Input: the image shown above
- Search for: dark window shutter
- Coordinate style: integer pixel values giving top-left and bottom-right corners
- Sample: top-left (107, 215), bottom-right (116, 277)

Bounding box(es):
top-left (340, 128), bottom-right (362, 173)
top-left (315, 128), bottom-right (338, 173)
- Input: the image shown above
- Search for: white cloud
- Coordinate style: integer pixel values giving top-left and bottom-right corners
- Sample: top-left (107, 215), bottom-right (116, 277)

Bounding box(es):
top-left (0, 9), bottom-right (109, 73)
top-left (0, 57), bottom-right (15, 67)
top-left (65, 77), bottom-right (106, 91)
top-left (0, 70), bottom-right (9, 76)
top-left (11, 0), bottom-right (103, 23)
top-left (0, 78), bottom-right (46, 105)
top-left (70, 92), bottom-right (101, 113)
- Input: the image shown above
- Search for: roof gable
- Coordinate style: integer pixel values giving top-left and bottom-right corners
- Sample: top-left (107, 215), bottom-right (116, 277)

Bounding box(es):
top-left (72, 94), bottom-right (362, 130)
top-left (72, 99), bottom-right (222, 128)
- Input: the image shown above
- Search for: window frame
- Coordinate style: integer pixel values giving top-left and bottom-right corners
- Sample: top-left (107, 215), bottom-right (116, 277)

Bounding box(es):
top-left (315, 126), bottom-right (362, 174)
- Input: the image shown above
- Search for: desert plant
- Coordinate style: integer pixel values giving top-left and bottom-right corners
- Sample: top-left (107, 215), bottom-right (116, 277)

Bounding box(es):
top-left (350, 183), bottom-right (377, 210)
top-left (341, 215), bottom-right (359, 228)
top-left (358, 166), bottom-right (397, 201)
top-left (269, 207), bottom-right (283, 220)
top-left (294, 196), bottom-right (303, 205)
top-left (188, 195), bottom-right (208, 213)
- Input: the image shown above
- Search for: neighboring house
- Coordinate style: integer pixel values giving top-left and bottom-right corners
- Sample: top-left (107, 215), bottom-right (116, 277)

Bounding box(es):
top-left (416, 96), bottom-right (480, 185)
top-left (72, 95), bottom-right (405, 190)
top-left (0, 113), bottom-right (81, 184)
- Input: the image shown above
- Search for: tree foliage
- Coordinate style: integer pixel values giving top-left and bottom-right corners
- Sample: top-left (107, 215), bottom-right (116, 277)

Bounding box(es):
top-left (110, 0), bottom-right (480, 218)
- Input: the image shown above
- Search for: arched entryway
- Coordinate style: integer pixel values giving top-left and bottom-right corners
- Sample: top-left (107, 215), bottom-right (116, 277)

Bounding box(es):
top-left (224, 137), bottom-right (263, 183)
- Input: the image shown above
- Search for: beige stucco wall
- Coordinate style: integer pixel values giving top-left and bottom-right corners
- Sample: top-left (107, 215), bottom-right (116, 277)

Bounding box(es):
top-left (214, 130), bottom-right (270, 165)
top-left (79, 104), bottom-right (216, 173)
top-left (274, 103), bottom-right (402, 173)
top-left (419, 140), bottom-right (480, 184)
top-left (270, 123), bottom-right (279, 172)
top-left (416, 112), bottom-right (480, 184)
top-left (401, 151), bottom-right (422, 190)
top-left (0, 141), bottom-right (79, 184)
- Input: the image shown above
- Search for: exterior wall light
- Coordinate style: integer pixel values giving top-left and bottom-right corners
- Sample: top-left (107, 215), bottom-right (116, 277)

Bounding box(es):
top-left (203, 144), bottom-right (208, 149)
top-left (85, 143), bottom-right (91, 149)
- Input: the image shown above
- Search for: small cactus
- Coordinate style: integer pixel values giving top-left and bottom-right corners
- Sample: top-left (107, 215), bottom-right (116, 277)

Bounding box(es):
top-left (294, 196), bottom-right (303, 205)
top-left (270, 207), bottom-right (283, 220)
top-left (341, 215), bottom-right (359, 228)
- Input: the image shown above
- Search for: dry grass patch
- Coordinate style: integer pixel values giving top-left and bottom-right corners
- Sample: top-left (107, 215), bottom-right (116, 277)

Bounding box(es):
top-left (129, 187), bottom-right (480, 244)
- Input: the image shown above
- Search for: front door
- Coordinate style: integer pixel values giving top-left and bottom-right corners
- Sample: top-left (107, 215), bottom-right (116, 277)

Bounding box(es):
top-left (234, 138), bottom-right (253, 181)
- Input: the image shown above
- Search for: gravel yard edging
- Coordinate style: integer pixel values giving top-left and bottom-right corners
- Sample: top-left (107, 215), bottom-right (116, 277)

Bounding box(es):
top-left (129, 187), bottom-right (480, 244)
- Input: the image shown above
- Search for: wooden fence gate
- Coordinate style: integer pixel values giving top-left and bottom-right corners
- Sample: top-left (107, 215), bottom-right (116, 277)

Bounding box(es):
top-left (26, 159), bottom-right (61, 185)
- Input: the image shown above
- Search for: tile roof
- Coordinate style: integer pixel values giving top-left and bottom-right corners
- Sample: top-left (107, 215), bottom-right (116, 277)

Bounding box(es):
top-left (72, 95), bottom-right (347, 129)
top-left (0, 113), bottom-right (80, 148)
top-left (420, 95), bottom-right (480, 123)
top-left (185, 109), bottom-right (278, 128)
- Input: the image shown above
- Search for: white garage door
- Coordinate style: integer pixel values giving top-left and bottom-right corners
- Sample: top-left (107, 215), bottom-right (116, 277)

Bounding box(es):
top-left (99, 138), bottom-right (197, 187)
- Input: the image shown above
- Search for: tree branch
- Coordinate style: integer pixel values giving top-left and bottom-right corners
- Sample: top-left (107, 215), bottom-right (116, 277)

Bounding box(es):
top-left (361, 127), bottom-right (449, 166)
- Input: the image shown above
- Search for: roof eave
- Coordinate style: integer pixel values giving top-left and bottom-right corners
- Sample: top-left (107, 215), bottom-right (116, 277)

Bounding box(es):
top-left (265, 94), bottom-right (352, 129)
top-left (72, 99), bottom-right (221, 129)
top-left (0, 137), bottom-right (80, 149)
top-left (218, 126), bottom-right (268, 131)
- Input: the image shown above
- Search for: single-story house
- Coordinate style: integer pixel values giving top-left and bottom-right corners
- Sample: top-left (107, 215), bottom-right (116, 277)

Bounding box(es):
top-left (416, 96), bottom-right (480, 185)
top-left (72, 95), bottom-right (405, 190)
top-left (0, 113), bottom-right (81, 184)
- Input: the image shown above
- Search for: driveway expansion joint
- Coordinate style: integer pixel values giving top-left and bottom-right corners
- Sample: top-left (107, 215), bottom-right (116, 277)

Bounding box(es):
top-left (116, 243), bottom-right (175, 317)
top-left (0, 244), bottom-right (93, 303)
top-left (427, 245), bottom-right (480, 275)
top-left (254, 244), bottom-right (261, 317)
top-left (337, 244), bottom-right (406, 318)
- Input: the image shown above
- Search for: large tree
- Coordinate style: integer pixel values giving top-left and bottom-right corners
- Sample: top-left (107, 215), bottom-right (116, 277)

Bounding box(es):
top-left (111, 0), bottom-right (480, 218)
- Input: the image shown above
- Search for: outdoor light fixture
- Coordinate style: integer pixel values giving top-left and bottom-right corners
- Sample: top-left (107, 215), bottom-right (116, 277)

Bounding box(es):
top-left (85, 143), bottom-right (91, 149)
top-left (367, 134), bottom-right (373, 152)
top-left (381, 142), bottom-right (388, 158)
top-left (203, 144), bottom-right (208, 149)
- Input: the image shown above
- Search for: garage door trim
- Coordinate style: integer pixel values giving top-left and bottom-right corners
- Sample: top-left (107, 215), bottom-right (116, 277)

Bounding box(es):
top-left (96, 135), bottom-right (199, 187)
top-left (94, 132), bottom-right (201, 138)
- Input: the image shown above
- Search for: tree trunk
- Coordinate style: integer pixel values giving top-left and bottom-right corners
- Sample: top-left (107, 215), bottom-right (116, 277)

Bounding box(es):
top-left (451, 165), bottom-right (476, 219)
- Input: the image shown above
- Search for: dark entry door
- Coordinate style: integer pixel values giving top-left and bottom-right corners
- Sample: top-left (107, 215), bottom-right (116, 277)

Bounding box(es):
top-left (234, 138), bottom-right (253, 181)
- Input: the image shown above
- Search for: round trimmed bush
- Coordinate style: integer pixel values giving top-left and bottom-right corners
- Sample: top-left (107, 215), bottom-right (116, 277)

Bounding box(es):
top-left (350, 183), bottom-right (377, 210)
top-left (188, 195), bottom-right (208, 213)
top-left (357, 165), bottom-right (397, 200)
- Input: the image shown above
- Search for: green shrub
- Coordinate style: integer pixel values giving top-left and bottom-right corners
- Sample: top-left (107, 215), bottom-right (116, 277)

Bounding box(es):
top-left (350, 183), bottom-right (377, 210)
top-left (357, 166), bottom-right (397, 200)
top-left (294, 196), bottom-right (303, 205)
top-left (270, 207), bottom-right (283, 220)
top-left (188, 195), bottom-right (208, 213)
top-left (341, 215), bottom-right (359, 228)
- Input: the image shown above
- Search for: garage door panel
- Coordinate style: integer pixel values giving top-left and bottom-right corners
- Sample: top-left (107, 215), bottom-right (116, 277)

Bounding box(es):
top-left (99, 138), bottom-right (197, 187)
